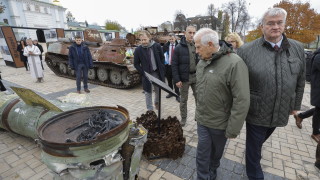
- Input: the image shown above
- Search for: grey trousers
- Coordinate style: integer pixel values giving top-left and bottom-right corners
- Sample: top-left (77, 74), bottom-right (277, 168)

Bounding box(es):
top-left (145, 71), bottom-right (160, 111)
top-left (196, 123), bottom-right (227, 180)
top-left (180, 81), bottom-right (196, 123)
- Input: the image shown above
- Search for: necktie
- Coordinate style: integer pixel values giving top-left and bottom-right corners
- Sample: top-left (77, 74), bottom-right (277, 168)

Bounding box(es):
top-left (274, 45), bottom-right (280, 52)
top-left (170, 44), bottom-right (174, 65)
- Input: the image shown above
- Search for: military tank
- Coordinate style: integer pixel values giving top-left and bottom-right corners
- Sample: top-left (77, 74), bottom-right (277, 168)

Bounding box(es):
top-left (45, 29), bottom-right (141, 89)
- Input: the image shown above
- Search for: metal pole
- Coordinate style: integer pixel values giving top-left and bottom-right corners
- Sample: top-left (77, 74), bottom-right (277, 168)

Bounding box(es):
top-left (158, 86), bottom-right (161, 134)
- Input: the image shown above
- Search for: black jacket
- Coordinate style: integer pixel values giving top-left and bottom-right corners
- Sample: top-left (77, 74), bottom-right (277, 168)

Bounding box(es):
top-left (16, 44), bottom-right (27, 62)
top-left (35, 43), bottom-right (44, 60)
top-left (311, 48), bottom-right (320, 107)
top-left (134, 42), bottom-right (165, 93)
top-left (68, 42), bottom-right (93, 69)
top-left (171, 37), bottom-right (199, 83)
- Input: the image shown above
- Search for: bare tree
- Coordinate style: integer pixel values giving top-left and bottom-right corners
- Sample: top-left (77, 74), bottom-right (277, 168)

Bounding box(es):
top-left (223, 0), bottom-right (251, 35)
top-left (207, 4), bottom-right (218, 30)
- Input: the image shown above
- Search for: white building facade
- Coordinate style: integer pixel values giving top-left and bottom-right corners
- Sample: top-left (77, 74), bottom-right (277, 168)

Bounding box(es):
top-left (0, 0), bottom-right (66, 39)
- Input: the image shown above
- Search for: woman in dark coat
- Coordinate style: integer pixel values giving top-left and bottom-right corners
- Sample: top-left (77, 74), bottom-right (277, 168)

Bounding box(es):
top-left (17, 40), bottom-right (28, 71)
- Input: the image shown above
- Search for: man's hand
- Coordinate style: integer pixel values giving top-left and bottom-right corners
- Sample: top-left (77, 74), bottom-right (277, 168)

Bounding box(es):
top-left (29, 51), bottom-right (33, 55)
top-left (290, 110), bottom-right (298, 115)
top-left (176, 81), bottom-right (182, 88)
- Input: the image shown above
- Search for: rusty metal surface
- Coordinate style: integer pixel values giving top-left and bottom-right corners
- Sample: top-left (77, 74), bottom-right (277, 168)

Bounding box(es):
top-left (45, 30), bottom-right (141, 89)
top-left (83, 29), bottom-right (103, 43)
top-left (95, 45), bottom-right (126, 63)
top-left (136, 111), bottom-right (185, 159)
top-left (126, 33), bottom-right (136, 46)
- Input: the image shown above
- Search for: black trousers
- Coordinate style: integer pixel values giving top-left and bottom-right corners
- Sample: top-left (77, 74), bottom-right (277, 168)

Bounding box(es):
top-left (23, 59), bottom-right (28, 71)
top-left (246, 123), bottom-right (276, 180)
top-left (165, 65), bottom-right (179, 96)
top-left (298, 107), bottom-right (320, 135)
top-left (0, 74), bottom-right (6, 91)
top-left (0, 80), bottom-right (6, 91)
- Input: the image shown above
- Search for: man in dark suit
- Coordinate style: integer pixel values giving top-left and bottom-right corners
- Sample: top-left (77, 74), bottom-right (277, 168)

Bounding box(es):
top-left (163, 33), bottom-right (180, 102)
top-left (33, 40), bottom-right (44, 70)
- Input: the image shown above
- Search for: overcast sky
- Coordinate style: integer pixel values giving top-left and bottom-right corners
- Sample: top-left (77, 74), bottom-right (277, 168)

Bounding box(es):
top-left (60, 0), bottom-right (320, 31)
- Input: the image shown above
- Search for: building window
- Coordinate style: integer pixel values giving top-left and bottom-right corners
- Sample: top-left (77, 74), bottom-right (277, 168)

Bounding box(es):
top-left (35, 5), bottom-right (40, 12)
top-left (44, 7), bottom-right (48, 14)
top-left (26, 4), bottom-right (31, 11)
top-left (3, 19), bottom-right (8, 25)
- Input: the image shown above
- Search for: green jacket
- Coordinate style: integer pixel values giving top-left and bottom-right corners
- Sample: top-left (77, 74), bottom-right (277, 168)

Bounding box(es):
top-left (195, 42), bottom-right (250, 138)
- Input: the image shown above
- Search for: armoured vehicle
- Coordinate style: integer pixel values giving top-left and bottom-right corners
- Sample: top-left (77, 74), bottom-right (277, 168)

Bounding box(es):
top-left (45, 29), bottom-right (140, 89)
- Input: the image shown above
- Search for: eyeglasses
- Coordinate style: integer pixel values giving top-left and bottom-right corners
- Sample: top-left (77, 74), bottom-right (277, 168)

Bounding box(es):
top-left (265, 21), bottom-right (285, 27)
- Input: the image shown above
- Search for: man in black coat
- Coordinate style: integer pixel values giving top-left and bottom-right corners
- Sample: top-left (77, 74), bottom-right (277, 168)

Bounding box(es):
top-left (163, 33), bottom-right (180, 102)
top-left (33, 40), bottom-right (44, 70)
top-left (134, 30), bottom-right (165, 111)
top-left (172, 26), bottom-right (198, 126)
top-left (68, 35), bottom-right (93, 94)
top-left (310, 48), bottom-right (320, 138)
top-left (294, 47), bottom-right (320, 144)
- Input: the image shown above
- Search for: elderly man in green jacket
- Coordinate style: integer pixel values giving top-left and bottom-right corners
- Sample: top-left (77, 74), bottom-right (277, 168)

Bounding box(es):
top-left (194, 28), bottom-right (250, 180)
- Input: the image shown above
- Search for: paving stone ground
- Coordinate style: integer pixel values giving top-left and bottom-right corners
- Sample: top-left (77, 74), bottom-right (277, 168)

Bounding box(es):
top-left (0, 58), bottom-right (320, 180)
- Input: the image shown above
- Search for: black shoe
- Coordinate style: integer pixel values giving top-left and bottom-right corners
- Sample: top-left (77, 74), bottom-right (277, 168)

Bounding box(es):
top-left (166, 94), bottom-right (173, 98)
top-left (176, 96), bottom-right (180, 102)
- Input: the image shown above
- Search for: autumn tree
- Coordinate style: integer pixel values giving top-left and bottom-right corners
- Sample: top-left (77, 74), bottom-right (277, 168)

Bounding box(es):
top-left (276, 0), bottom-right (320, 43)
top-left (222, 0), bottom-right (251, 34)
top-left (105, 20), bottom-right (122, 31)
top-left (246, 0), bottom-right (320, 44)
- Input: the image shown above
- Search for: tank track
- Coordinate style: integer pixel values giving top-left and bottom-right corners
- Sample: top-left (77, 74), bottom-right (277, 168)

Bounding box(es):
top-left (45, 53), bottom-right (141, 89)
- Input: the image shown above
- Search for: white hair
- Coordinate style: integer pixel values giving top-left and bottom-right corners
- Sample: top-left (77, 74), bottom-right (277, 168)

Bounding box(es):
top-left (261, 7), bottom-right (287, 25)
top-left (194, 28), bottom-right (219, 47)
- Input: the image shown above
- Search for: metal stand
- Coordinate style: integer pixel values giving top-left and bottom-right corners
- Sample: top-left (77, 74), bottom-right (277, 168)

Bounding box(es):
top-left (144, 72), bottom-right (178, 135)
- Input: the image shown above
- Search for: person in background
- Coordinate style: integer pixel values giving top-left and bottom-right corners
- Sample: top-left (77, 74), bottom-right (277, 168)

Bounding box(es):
top-left (225, 32), bottom-right (244, 53)
top-left (172, 26), bottom-right (199, 127)
top-left (23, 39), bottom-right (44, 83)
top-left (17, 40), bottom-right (28, 71)
top-left (163, 33), bottom-right (180, 102)
top-left (194, 28), bottom-right (250, 180)
top-left (237, 8), bottom-right (305, 180)
top-left (68, 35), bottom-right (93, 93)
top-left (33, 40), bottom-right (44, 70)
top-left (294, 47), bottom-right (320, 145)
top-left (134, 30), bottom-right (165, 111)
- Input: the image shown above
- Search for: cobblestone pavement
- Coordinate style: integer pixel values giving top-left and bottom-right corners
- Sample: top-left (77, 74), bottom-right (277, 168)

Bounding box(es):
top-left (0, 59), bottom-right (320, 180)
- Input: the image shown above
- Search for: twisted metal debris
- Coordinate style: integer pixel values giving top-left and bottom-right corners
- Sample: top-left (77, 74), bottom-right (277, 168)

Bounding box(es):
top-left (65, 109), bottom-right (124, 142)
top-left (136, 111), bottom-right (185, 159)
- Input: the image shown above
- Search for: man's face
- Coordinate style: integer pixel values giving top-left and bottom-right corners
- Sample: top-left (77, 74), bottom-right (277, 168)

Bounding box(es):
top-left (195, 38), bottom-right (213, 60)
top-left (33, 40), bottom-right (38, 45)
top-left (140, 34), bottom-right (150, 46)
top-left (185, 27), bottom-right (196, 42)
top-left (168, 36), bottom-right (176, 44)
top-left (75, 38), bottom-right (82, 45)
top-left (261, 14), bottom-right (285, 42)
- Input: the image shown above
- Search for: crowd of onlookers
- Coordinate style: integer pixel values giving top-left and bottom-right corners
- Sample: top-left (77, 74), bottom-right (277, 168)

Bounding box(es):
top-left (1, 6), bottom-right (320, 180)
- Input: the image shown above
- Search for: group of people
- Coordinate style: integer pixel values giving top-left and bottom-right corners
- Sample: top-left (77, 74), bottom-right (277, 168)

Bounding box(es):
top-left (134, 7), bottom-right (319, 180)
top-left (17, 39), bottom-right (44, 83)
